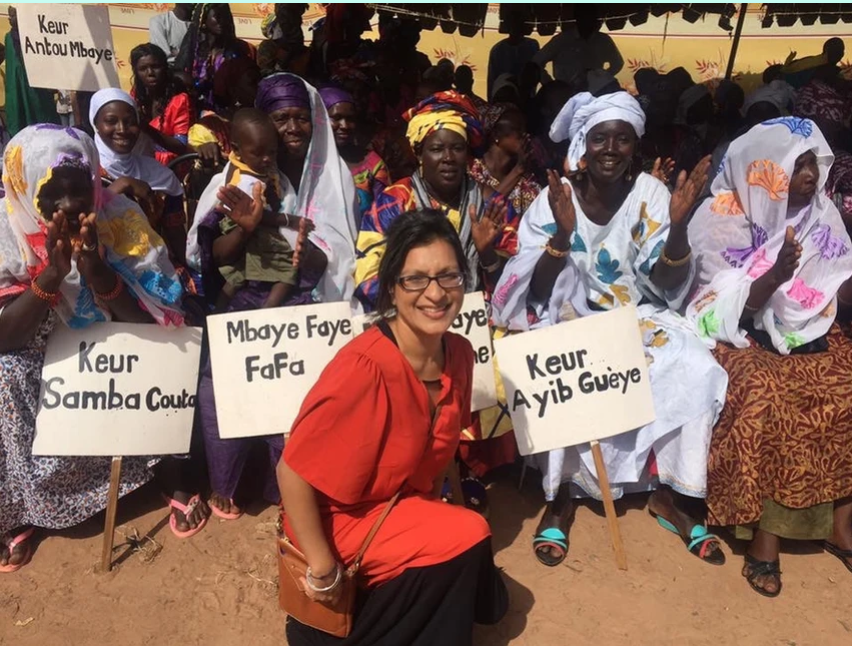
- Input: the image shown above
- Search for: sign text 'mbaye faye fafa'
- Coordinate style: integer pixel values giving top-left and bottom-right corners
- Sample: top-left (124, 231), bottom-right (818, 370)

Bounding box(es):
top-left (493, 305), bottom-right (655, 456)
top-left (207, 301), bottom-right (353, 440)
top-left (33, 323), bottom-right (203, 457)
top-left (17, 4), bottom-right (120, 92)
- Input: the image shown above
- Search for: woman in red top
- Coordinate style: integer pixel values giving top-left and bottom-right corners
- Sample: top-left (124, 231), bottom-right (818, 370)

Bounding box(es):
top-left (279, 210), bottom-right (507, 645)
top-left (131, 43), bottom-right (193, 167)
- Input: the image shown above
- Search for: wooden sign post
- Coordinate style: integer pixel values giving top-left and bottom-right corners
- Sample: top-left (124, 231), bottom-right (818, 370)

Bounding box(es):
top-left (493, 305), bottom-right (656, 571)
top-left (33, 323), bottom-right (203, 573)
top-left (100, 457), bottom-right (123, 573)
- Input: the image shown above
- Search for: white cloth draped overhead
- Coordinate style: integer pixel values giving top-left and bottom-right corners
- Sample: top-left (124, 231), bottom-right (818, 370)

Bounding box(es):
top-left (549, 91), bottom-right (646, 171)
top-left (88, 88), bottom-right (183, 197)
top-left (186, 74), bottom-right (359, 307)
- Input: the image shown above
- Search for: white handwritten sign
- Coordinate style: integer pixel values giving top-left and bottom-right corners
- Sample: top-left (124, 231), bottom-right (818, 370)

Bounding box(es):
top-left (17, 4), bottom-right (120, 92)
top-left (451, 292), bottom-right (498, 412)
top-left (493, 305), bottom-right (655, 456)
top-left (33, 323), bottom-right (202, 457)
top-left (207, 302), bottom-right (353, 439)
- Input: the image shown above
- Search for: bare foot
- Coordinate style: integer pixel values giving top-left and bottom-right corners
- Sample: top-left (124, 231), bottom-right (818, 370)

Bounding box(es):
top-left (743, 530), bottom-right (782, 596)
top-left (170, 491), bottom-right (210, 532)
top-left (534, 487), bottom-right (574, 566)
top-left (648, 486), bottom-right (725, 564)
top-left (0, 526), bottom-right (34, 569)
top-left (210, 492), bottom-right (242, 517)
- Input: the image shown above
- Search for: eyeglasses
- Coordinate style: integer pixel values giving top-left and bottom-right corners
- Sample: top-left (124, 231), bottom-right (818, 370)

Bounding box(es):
top-left (397, 272), bottom-right (465, 292)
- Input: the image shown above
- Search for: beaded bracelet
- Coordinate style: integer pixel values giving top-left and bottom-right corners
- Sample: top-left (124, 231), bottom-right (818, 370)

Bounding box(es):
top-left (95, 277), bottom-right (124, 302)
top-left (31, 279), bottom-right (60, 305)
top-left (545, 242), bottom-right (569, 259)
top-left (659, 248), bottom-right (692, 268)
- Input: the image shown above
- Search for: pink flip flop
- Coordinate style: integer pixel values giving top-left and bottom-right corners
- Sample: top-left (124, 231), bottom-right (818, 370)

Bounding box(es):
top-left (209, 497), bottom-right (243, 521)
top-left (164, 495), bottom-right (208, 539)
top-left (1, 527), bottom-right (35, 573)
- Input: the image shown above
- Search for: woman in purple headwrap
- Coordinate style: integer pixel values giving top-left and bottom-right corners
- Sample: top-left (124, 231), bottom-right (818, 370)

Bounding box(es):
top-left (320, 85), bottom-right (390, 224)
top-left (187, 74), bottom-right (358, 521)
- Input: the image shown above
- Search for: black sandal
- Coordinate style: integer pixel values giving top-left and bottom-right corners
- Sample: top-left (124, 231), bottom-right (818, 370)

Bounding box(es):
top-left (823, 541), bottom-right (852, 574)
top-left (743, 554), bottom-right (782, 598)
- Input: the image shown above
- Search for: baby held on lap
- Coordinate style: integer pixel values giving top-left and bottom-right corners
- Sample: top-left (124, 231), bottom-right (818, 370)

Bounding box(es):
top-left (217, 109), bottom-right (298, 311)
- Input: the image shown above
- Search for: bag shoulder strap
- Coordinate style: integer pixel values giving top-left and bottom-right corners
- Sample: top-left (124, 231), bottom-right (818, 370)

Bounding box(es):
top-left (348, 403), bottom-right (443, 575)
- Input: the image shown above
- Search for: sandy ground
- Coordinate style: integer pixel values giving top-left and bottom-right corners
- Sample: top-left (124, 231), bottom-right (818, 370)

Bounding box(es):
top-left (2, 467), bottom-right (852, 646)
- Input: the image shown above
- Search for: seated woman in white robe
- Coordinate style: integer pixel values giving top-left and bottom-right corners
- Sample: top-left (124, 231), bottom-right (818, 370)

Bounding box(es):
top-left (491, 91), bottom-right (729, 567)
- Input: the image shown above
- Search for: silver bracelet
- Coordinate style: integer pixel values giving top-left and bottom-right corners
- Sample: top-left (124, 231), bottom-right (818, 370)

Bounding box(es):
top-left (305, 563), bottom-right (342, 593)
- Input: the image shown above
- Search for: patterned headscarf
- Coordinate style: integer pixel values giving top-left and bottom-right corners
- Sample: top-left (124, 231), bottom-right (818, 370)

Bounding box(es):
top-left (0, 125), bottom-right (184, 327)
top-left (404, 91), bottom-right (484, 152)
top-left (318, 86), bottom-right (354, 111)
top-left (688, 117), bottom-right (852, 354)
top-left (550, 91), bottom-right (646, 171)
top-left (256, 74), bottom-right (310, 113)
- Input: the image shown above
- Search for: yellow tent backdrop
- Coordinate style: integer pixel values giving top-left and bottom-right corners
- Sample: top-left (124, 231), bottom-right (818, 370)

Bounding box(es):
top-left (1, 4), bottom-right (850, 96)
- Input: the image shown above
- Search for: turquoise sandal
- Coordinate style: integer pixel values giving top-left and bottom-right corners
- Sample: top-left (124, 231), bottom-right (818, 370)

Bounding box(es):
top-left (656, 516), bottom-right (726, 565)
top-left (533, 527), bottom-right (568, 567)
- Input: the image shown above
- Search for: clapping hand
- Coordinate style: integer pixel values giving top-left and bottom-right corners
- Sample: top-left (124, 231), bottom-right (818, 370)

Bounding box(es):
top-left (218, 183), bottom-right (264, 234)
top-left (547, 170), bottom-right (576, 237)
top-left (670, 155), bottom-right (711, 227)
top-left (469, 198), bottom-right (508, 254)
top-left (651, 157), bottom-right (675, 184)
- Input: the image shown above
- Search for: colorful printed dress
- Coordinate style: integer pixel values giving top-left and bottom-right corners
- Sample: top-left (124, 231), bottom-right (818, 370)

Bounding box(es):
top-left (354, 173), bottom-right (519, 312)
top-left (492, 172), bottom-right (728, 502)
top-left (0, 126), bottom-right (186, 535)
top-left (348, 149), bottom-right (390, 224)
top-left (687, 117), bottom-right (852, 537)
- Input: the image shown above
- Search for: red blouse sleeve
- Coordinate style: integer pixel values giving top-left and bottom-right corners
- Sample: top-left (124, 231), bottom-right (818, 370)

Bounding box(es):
top-left (284, 350), bottom-right (390, 505)
top-left (165, 93), bottom-right (193, 137)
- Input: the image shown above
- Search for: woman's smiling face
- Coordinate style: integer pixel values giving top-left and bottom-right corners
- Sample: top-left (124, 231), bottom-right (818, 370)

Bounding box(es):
top-left (94, 101), bottom-right (140, 155)
top-left (584, 120), bottom-right (637, 184)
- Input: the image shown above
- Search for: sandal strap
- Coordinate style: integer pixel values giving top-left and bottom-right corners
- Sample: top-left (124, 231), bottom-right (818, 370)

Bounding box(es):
top-left (686, 527), bottom-right (720, 554)
top-left (745, 555), bottom-right (782, 578)
top-left (534, 527), bottom-right (568, 550)
top-left (165, 494), bottom-right (201, 517)
top-left (5, 527), bottom-right (34, 551)
top-left (825, 541), bottom-right (852, 558)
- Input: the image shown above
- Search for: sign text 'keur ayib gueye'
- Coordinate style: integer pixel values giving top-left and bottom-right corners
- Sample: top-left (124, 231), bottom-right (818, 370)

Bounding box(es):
top-left (33, 323), bottom-right (203, 457)
top-left (493, 305), bottom-right (655, 456)
top-left (207, 301), bottom-right (353, 439)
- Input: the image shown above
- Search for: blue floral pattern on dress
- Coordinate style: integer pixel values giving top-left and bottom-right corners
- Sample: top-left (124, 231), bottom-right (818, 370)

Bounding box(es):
top-left (595, 247), bottom-right (623, 284)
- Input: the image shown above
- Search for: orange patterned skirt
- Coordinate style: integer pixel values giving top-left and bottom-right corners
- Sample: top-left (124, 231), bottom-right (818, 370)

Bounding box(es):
top-left (707, 325), bottom-right (852, 527)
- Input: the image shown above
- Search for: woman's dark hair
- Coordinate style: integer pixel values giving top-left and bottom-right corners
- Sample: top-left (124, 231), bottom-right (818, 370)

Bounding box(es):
top-left (130, 43), bottom-right (179, 127)
top-left (206, 3), bottom-right (236, 41)
top-left (376, 209), bottom-right (469, 315)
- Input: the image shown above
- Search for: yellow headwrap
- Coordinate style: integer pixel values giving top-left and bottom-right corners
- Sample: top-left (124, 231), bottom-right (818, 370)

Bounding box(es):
top-left (406, 111), bottom-right (469, 148)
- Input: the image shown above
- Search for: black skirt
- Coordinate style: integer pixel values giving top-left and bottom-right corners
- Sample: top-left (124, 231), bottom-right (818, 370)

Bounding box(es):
top-left (285, 538), bottom-right (507, 646)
